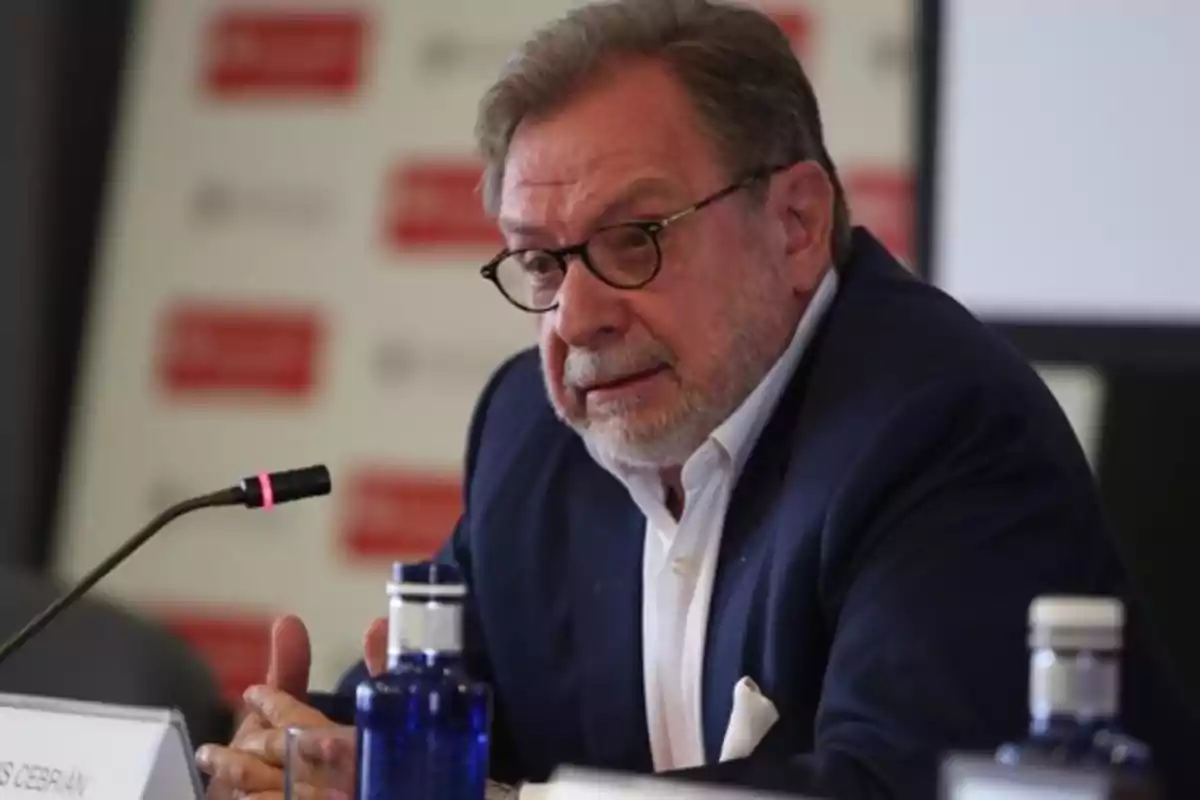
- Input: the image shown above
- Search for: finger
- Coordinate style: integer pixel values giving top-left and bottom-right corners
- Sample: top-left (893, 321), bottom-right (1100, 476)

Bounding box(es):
top-left (230, 702), bottom-right (268, 741)
top-left (232, 728), bottom-right (290, 768)
top-left (227, 615), bottom-right (311, 748)
top-left (267, 615), bottom-right (312, 697)
top-left (289, 784), bottom-right (351, 800)
top-left (204, 777), bottom-right (237, 800)
top-left (202, 716), bottom-right (263, 800)
top-left (195, 745), bottom-right (283, 794)
top-left (242, 685), bottom-right (330, 729)
top-left (200, 712), bottom-right (266, 800)
top-left (220, 694), bottom-right (270, 762)
top-left (245, 786), bottom-right (348, 800)
top-left (239, 727), bottom-right (355, 775)
top-left (363, 617), bottom-right (388, 677)
top-left (294, 728), bottom-right (356, 767)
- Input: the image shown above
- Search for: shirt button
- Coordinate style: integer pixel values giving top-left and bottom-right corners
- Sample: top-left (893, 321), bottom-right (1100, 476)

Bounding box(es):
top-left (671, 558), bottom-right (690, 575)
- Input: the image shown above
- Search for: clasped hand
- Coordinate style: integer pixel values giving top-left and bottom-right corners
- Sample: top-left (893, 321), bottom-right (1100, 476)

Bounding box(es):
top-left (195, 615), bottom-right (387, 800)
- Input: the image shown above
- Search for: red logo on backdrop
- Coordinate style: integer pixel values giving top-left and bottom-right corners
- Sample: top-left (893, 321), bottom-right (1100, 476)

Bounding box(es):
top-left (844, 168), bottom-right (914, 266)
top-left (767, 11), bottom-right (812, 60)
top-left (203, 11), bottom-right (367, 97)
top-left (157, 610), bottom-right (273, 704)
top-left (341, 469), bottom-right (461, 559)
top-left (383, 161), bottom-right (501, 251)
top-left (157, 304), bottom-right (323, 398)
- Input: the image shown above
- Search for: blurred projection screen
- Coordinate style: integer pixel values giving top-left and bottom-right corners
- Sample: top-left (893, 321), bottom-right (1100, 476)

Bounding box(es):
top-left (918, 0), bottom-right (1200, 366)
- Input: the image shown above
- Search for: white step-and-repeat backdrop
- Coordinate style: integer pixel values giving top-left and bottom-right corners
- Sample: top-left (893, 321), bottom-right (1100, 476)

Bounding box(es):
top-left (53, 0), bottom-right (933, 697)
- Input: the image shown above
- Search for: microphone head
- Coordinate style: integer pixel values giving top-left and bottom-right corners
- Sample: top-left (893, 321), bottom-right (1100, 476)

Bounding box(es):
top-left (240, 464), bottom-right (332, 509)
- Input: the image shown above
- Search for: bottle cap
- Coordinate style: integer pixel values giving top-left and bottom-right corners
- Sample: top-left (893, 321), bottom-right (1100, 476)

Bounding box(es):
top-left (385, 562), bottom-right (465, 658)
top-left (1028, 596), bottom-right (1123, 650)
top-left (391, 561), bottom-right (462, 585)
top-left (1030, 596), bottom-right (1124, 628)
top-left (388, 561), bottom-right (466, 600)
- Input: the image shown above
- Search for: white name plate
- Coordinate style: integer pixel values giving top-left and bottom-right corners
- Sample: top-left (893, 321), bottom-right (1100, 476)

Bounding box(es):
top-left (542, 767), bottom-right (816, 799)
top-left (0, 693), bottom-right (203, 799)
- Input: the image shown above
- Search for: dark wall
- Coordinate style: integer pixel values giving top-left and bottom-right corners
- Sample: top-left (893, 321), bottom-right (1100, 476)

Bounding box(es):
top-left (0, 1), bottom-right (133, 567)
top-left (0, 4), bottom-right (55, 565)
top-left (1098, 370), bottom-right (1200, 712)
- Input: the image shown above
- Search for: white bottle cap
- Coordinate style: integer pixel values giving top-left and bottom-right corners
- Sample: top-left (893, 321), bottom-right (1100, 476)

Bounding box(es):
top-left (1029, 596), bottom-right (1123, 650)
top-left (385, 562), bottom-right (466, 660)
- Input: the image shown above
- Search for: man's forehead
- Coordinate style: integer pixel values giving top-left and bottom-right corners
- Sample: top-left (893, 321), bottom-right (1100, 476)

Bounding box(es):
top-left (497, 150), bottom-right (691, 232)
top-left (504, 144), bottom-right (681, 192)
top-left (496, 60), bottom-right (723, 227)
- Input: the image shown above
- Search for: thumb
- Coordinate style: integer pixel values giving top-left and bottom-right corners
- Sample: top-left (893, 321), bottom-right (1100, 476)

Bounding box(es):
top-left (363, 617), bottom-right (387, 677)
top-left (266, 614), bottom-right (311, 697)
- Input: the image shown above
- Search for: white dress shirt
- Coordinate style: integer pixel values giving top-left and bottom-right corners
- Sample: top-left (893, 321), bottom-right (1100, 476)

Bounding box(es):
top-left (585, 269), bottom-right (839, 772)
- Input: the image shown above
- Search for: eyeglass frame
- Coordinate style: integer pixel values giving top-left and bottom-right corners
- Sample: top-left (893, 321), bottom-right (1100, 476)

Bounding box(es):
top-left (479, 162), bottom-right (795, 313)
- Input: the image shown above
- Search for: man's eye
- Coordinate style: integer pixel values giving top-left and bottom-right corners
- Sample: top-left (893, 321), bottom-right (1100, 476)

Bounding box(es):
top-left (610, 228), bottom-right (656, 251)
top-left (518, 252), bottom-right (559, 277)
top-left (594, 224), bottom-right (657, 256)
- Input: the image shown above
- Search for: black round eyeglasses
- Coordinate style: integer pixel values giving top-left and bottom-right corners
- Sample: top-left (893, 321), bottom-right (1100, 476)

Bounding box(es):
top-left (479, 164), bottom-right (790, 313)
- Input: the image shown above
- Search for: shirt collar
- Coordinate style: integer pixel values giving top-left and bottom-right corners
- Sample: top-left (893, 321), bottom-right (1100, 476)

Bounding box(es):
top-left (708, 267), bottom-right (838, 475)
top-left (583, 267), bottom-right (839, 482)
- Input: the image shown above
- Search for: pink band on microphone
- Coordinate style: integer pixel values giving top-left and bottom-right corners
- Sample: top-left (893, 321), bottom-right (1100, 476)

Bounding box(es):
top-left (257, 473), bottom-right (275, 509)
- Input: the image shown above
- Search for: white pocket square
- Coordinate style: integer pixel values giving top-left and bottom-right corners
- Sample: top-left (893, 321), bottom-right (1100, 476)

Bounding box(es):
top-left (719, 676), bottom-right (780, 761)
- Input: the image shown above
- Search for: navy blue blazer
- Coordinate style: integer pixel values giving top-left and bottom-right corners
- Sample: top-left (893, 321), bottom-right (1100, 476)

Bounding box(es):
top-left (331, 229), bottom-right (1192, 798)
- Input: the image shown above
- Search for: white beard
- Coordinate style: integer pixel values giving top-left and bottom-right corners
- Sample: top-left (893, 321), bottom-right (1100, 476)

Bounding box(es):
top-left (543, 306), bottom-right (789, 470)
top-left (574, 387), bottom-right (710, 469)
top-left (541, 251), bottom-right (799, 471)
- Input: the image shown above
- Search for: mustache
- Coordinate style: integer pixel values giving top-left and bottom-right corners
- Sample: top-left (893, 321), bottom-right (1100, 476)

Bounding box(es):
top-left (563, 340), bottom-right (675, 390)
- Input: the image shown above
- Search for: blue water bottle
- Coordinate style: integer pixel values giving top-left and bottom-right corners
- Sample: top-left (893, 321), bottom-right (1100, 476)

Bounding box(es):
top-left (355, 562), bottom-right (492, 799)
top-left (996, 596), bottom-right (1156, 791)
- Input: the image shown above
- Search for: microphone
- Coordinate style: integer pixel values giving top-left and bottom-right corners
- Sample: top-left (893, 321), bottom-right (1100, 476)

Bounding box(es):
top-left (0, 464), bottom-right (332, 669)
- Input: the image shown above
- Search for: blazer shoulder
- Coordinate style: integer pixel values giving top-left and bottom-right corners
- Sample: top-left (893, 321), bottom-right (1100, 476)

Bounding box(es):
top-left (482, 346), bottom-right (544, 408)
top-left (824, 233), bottom-right (1063, 417)
top-left (464, 345), bottom-right (572, 486)
top-left (469, 346), bottom-right (553, 441)
top-left (779, 234), bottom-right (1092, 524)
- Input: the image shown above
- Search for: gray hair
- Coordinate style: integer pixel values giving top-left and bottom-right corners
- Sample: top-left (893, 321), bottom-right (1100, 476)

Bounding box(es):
top-left (475, 0), bottom-right (852, 264)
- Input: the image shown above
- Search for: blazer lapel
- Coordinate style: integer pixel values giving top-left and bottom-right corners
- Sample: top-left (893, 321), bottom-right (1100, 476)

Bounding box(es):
top-left (700, 445), bottom-right (790, 762)
top-left (701, 314), bottom-right (831, 762)
top-left (564, 446), bottom-right (653, 772)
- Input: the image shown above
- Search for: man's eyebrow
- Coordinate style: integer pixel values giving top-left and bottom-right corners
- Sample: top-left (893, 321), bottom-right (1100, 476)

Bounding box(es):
top-left (496, 219), bottom-right (548, 239)
top-left (593, 177), bottom-right (683, 225)
top-left (497, 176), bottom-right (685, 241)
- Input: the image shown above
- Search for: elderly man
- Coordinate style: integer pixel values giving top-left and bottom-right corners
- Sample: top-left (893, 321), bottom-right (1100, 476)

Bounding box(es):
top-left (195, 1), bottom-right (1184, 797)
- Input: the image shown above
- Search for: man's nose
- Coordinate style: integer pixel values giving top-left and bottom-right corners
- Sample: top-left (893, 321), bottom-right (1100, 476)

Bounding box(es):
top-left (552, 255), bottom-right (631, 349)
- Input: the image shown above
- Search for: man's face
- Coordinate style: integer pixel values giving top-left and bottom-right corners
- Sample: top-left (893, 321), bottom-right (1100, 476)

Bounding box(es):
top-left (498, 59), bottom-right (830, 469)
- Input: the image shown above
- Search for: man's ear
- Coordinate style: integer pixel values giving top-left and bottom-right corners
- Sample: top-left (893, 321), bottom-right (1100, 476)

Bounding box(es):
top-left (775, 161), bottom-right (835, 292)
